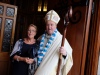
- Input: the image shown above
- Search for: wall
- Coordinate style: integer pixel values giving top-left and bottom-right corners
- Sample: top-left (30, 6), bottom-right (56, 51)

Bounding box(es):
top-left (97, 54), bottom-right (100, 75)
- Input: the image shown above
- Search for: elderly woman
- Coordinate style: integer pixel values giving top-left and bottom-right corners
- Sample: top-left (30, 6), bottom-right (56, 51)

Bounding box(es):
top-left (35, 10), bottom-right (73, 75)
top-left (10, 24), bottom-right (39, 75)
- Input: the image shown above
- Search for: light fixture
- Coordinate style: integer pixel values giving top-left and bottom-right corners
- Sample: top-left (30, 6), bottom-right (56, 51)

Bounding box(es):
top-left (43, 1), bottom-right (47, 12)
top-left (38, 0), bottom-right (47, 12)
top-left (38, 0), bottom-right (42, 12)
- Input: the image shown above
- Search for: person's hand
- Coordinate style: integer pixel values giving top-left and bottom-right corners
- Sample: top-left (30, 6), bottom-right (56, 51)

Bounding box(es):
top-left (28, 58), bottom-right (34, 64)
top-left (24, 57), bottom-right (29, 63)
top-left (59, 46), bottom-right (67, 56)
top-left (25, 58), bottom-right (34, 64)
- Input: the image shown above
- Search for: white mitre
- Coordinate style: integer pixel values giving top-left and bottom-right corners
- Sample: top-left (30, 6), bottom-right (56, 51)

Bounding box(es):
top-left (44, 10), bottom-right (60, 24)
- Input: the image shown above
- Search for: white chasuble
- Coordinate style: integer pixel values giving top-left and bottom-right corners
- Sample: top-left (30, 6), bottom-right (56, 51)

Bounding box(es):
top-left (35, 31), bottom-right (73, 75)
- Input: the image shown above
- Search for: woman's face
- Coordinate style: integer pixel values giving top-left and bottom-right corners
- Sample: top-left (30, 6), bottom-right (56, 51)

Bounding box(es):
top-left (46, 20), bottom-right (57, 35)
top-left (27, 26), bottom-right (36, 39)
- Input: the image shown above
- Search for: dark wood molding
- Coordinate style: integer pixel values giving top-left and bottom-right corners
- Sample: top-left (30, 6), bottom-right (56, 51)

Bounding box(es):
top-left (85, 0), bottom-right (100, 75)
top-left (80, 0), bottom-right (93, 75)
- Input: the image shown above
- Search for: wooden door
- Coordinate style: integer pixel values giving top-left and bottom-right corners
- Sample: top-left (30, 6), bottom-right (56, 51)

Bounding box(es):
top-left (66, 0), bottom-right (93, 75)
top-left (0, 2), bottom-right (17, 75)
top-left (84, 0), bottom-right (100, 75)
top-left (51, 0), bottom-right (93, 75)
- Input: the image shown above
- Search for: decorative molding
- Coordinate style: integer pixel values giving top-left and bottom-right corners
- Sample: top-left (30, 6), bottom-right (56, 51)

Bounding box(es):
top-left (53, 0), bottom-right (89, 24)
top-left (69, 10), bottom-right (81, 24)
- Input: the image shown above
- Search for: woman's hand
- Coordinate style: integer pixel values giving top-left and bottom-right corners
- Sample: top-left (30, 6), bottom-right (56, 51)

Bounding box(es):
top-left (14, 55), bottom-right (34, 64)
top-left (59, 46), bottom-right (67, 56)
top-left (25, 58), bottom-right (34, 64)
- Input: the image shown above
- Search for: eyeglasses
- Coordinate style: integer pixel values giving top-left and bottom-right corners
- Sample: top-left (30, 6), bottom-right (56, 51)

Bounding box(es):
top-left (28, 30), bottom-right (36, 32)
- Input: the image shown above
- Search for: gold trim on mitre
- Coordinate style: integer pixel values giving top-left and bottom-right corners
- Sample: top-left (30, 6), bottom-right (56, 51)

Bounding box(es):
top-left (44, 10), bottom-right (60, 24)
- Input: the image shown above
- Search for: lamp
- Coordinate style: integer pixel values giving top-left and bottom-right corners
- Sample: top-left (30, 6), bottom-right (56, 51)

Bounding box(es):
top-left (38, 0), bottom-right (47, 12)
top-left (43, 1), bottom-right (47, 12)
top-left (38, 0), bottom-right (42, 12)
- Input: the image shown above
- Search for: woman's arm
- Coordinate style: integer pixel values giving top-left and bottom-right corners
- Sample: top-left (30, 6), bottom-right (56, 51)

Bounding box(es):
top-left (13, 55), bottom-right (34, 64)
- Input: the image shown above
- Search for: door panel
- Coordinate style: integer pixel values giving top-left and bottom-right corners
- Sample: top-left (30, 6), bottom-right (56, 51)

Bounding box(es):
top-left (55, 0), bottom-right (93, 75)
top-left (0, 2), bottom-right (17, 75)
top-left (66, 3), bottom-right (92, 75)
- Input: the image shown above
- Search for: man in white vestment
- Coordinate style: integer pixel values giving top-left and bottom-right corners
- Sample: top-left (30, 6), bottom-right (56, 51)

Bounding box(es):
top-left (35, 10), bottom-right (73, 75)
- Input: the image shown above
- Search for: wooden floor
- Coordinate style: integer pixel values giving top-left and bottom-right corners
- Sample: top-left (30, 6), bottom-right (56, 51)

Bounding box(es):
top-left (98, 54), bottom-right (100, 75)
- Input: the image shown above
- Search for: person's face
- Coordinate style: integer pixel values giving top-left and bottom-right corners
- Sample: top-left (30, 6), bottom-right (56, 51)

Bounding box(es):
top-left (46, 20), bottom-right (57, 35)
top-left (27, 26), bottom-right (36, 39)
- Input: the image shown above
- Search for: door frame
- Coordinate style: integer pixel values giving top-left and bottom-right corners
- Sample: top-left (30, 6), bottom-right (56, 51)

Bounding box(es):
top-left (85, 0), bottom-right (100, 75)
